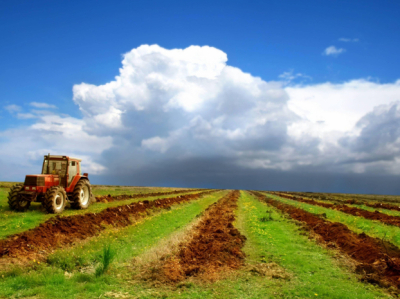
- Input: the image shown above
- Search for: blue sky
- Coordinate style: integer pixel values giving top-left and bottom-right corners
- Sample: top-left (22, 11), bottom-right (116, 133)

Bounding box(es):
top-left (1, 1), bottom-right (400, 194)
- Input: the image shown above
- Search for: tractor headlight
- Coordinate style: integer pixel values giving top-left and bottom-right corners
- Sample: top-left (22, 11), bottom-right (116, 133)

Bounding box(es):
top-left (32, 187), bottom-right (36, 190)
top-left (25, 186), bottom-right (29, 190)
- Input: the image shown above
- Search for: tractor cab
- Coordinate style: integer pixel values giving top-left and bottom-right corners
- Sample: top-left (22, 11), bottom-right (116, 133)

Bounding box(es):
top-left (41, 155), bottom-right (81, 188)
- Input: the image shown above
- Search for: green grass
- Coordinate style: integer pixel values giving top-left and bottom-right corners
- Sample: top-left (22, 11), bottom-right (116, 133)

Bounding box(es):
top-left (266, 193), bottom-right (400, 249)
top-left (288, 191), bottom-right (400, 205)
top-left (0, 186), bottom-right (205, 240)
top-left (286, 193), bottom-right (400, 218)
top-left (0, 189), bottom-right (395, 298)
top-left (91, 191), bottom-right (390, 299)
top-left (347, 203), bottom-right (400, 217)
top-left (91, 185), bottom-right (189, 197)
top-left (0, 190), bottom-right (228, 298)
top-left (237, 192), bottom-right (390, 298)
top-left (94, 244), bottom-right (116, 277)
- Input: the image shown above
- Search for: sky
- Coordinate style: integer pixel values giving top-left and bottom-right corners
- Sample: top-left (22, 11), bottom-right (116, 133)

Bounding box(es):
top-left (1, 0), bottom-right (400, 194)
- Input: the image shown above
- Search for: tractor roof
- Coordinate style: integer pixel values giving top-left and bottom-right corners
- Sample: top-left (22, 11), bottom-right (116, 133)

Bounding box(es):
top-left (44, 155), bottom-right (82, 162)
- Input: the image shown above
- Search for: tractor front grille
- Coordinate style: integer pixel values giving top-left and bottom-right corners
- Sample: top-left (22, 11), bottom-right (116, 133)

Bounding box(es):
top-left (24, 176), bottom-right (45, 186)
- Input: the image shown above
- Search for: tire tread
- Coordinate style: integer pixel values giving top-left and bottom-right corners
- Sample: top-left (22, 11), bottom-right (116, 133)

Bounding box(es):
top-left (43, 186), bottom-right (66, 214)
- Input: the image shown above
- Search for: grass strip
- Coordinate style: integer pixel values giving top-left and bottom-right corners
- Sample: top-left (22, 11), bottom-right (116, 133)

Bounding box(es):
top-left (0, 187), bottom-right (204, 240)
top-left (274, 192), bottom-right (400, 227)
top-left (347, 204), bottom-right (400, 218)
top-left (278, 191), bottom-right (400, 217)
top-left (266, 193), bottom-right (400, 249)
top-left (237, 191), bottom-right (389, 298)
top-left (0, 191), bottom-right (228, 299)
top-left (91, 185), bottom-right (185, 197)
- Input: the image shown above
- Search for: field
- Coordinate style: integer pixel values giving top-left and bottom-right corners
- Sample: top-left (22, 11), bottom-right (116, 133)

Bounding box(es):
top-left (1, 184), bottom-right (400, 298)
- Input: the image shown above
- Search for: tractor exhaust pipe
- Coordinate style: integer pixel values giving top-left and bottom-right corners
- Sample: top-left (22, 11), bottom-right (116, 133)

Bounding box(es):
top-left (47, 153), bottom-right (50, 174)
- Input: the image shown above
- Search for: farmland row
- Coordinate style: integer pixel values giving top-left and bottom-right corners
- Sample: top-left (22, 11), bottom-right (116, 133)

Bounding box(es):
top-left (265, 192), bottom-right (400, 249)
top-left (0, 190), bottom-right (229, 298)
top-left (157, 190), bottom-right (246, 282)
top-left (94, 188), bottom-right (208, 203)
top-left (283, 191), bottom-right (400, 211)
top-left (251, 191), bottom-right (400, 290)
top-left (0, 190), bottom-right (393, 298)
top-left (239, 192), bottom-right (389, 298)
top-left (0, 190), bottom-right (217, 264)
top-left (279, 191), bottom-right (400, 219)
top-left (282, 191), bottom-right (400, 205)
top-left (272, 192), bottom-right (400, 228)
top-left (0, 188), bottom-right (209, 240)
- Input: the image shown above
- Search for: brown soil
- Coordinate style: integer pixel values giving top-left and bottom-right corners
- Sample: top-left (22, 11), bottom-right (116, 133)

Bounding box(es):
top-left (0, 190), bottom-right (216, 263)
top-left (251, 191), bottom-right (400, 290)
top-left (350, 200), bottom-right (400, 213)
top-left (280, 191), bottom-right (400, 213)
top-left (154, 190), bottom-right (246, 282)
top-left (274, 192), bottom-right (400, 228)
top-left (95, 188), bottom-right (206, 203)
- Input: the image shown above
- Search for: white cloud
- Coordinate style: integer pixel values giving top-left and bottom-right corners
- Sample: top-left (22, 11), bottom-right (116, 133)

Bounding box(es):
top-left (339, 38), bottom-right (359, 42)
top-left (1, 44), bottom-right (400, 184)
top-left (286, 79), bottom-right (400, 134)
top-left (278, 70), bottom-right (312, 84)
top-left (30, 102), bottom-right (57, 109)
top-left (4, 104), bottom-right (21, 113)
top-left (17, 113), bottom-right (36, 119)
top-left (0, 113), bottom-right (112, 177)
top-left (142, 136), bottom-right (172, 153)
top-left (323, 46), bottom-right (346, 56)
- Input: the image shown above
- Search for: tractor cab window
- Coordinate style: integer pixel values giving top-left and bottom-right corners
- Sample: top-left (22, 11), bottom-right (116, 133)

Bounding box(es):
top-left (68, 161), bottom-right (78, 184)
top-left (42, 160), bottom-right (67, 177)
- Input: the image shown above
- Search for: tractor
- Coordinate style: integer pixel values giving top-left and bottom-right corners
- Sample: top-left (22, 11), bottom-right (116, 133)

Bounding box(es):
top-left (7, 154), bottom-right (94, 214)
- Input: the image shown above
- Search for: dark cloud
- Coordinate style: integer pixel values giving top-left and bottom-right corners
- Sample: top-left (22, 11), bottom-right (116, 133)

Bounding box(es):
top-left (92, 156), bottom-right (400, 195)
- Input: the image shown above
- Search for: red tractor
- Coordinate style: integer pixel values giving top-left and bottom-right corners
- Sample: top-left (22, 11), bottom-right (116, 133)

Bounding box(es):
top-left (8, 154), bottom-right (94, 214)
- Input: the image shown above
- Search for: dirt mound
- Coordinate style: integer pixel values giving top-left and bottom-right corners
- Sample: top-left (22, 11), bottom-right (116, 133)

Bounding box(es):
top-left (95, 188), bottom-right (206, 203)
top-left (274, 192), bottom-right (400, 228)
top-left (155, 190), bottom-right (246, 282)
top-left (0, 190), bottom-right (216, 263)
top-left (251, 191), bottom-right (400, 290)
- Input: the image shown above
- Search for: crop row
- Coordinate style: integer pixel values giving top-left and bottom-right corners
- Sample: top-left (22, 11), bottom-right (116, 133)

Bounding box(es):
top-left (252, 191), bottom-right (400, 290)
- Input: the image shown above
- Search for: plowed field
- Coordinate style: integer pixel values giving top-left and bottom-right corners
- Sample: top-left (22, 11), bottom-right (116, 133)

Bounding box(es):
top-left (0, 184), bottom-right (399, 299)
top-left (274, 192), bottom-right (400, 227)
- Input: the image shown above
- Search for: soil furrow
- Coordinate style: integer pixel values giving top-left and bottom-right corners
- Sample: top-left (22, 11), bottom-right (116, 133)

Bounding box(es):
top-left (272, 192), bottom-right (400, 228)
top-left (282, 191), bottom-right (400, 212)
top-left (350, 201), bottom-right (400, 213)
top-left (0, 190), bottom-right (217, 263)
top-left (94, 188), bottom-right (207, 203)
top-left (250, 191), bottom-right (400, 290)
top-left (152, 190), bottom-right (246, 282)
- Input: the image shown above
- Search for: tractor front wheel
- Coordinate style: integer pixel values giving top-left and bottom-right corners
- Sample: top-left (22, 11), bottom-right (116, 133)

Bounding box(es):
top-left (44, 186), bottom-right (67, 214)
top-left (71, 180), bottom-right (91, 209)
top-left (8, 184), bottom-right (31, 212)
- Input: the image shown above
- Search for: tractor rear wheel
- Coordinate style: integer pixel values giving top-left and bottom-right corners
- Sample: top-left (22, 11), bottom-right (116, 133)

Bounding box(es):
top-left (44, 186), bottom-right (67, 214)
top-left (71, 180), bottom-right (91, 209)
top-left (8, 184), bottom-right (31, 211)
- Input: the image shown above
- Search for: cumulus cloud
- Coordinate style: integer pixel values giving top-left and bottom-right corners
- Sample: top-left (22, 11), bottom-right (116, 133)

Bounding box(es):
top-left (30, 102), bottom-right (57, 109)
top-left (323, 46), bottom-right (346, 56)
top-left (286, 79), bottom-right (400, 133)
top-left (1, 44), bottom-right (400, 193)
top-left (0, 113), bottom-right (112, 176)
